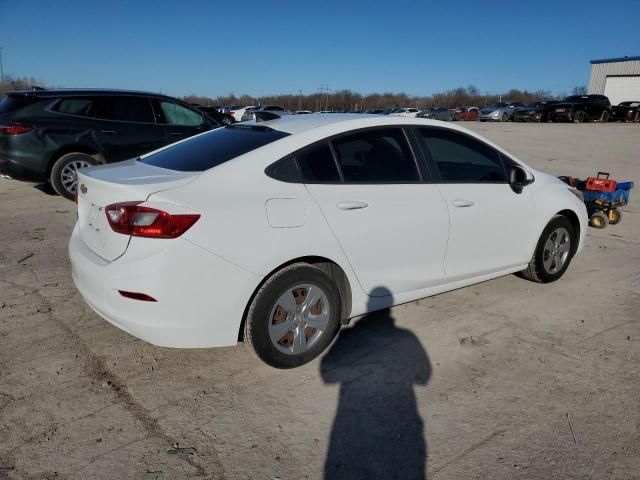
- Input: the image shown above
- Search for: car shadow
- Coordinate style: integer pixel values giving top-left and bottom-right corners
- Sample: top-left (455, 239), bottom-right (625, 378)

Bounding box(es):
top-left (320, 286), bottom-right (431, 479)
top-left (33, 183), bottom-right (57, 196)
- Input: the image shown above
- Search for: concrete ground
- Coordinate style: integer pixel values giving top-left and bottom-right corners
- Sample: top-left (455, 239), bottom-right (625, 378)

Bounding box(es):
top-left (0, 122), bottom-right (638, 480)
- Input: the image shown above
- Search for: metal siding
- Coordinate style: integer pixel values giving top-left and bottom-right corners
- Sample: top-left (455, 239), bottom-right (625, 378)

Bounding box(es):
top-left (588, 60), bottom-right (640, 94)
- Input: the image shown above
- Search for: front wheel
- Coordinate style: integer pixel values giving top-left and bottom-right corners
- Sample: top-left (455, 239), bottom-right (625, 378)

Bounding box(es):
top-left (244, 264), bottom-right (342, 368)
top-left (50, 153), bottom-right (99, 200)
top-left (600, 111), bottom-right (610, 123)
top-left (501, 112), bottom-right (509, 122)
top-left (520, 216), bottom-right (575, 283)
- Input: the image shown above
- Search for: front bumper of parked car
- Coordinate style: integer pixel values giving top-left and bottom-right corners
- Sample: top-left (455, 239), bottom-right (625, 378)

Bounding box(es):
top-left (479, 110), bottom-right (503, 121)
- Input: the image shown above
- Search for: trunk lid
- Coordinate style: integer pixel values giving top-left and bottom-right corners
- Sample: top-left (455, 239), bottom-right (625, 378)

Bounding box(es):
top-left (76, 159), bottom-right (199, 261)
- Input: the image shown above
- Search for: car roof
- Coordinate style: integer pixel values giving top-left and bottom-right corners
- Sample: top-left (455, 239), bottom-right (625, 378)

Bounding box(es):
top-left (6, 88), bottom-right (179, 100)
top-left (244, 113), bottom-right (471, 135)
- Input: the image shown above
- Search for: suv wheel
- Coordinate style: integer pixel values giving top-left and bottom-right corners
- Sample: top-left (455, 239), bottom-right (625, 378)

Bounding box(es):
top-left (599, 111), bottom-right (610, 123)
top-left (573, 111), bottom-right (587, 123)
top-left (50, 153), bottom-right (99, 200)
top-left (501, 112), bottom-right (509, 122)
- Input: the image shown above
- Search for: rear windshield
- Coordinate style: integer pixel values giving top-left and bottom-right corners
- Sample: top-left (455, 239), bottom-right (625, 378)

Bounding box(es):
top-left (0, 95), bottom-right (36, 114)
top-left (140, 124), bottom-right (290, 172)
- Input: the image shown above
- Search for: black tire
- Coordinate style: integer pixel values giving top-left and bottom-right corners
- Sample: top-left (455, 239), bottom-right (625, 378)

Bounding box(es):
top-left (244, 263), bottom-right (342, 369)
top-left (222, 115), bottom-right (233, 125)
top-left (501, 112), bottom-right (509, 122)
top-left (600, 111), bottom-right (610, 123)
top-left (520, 215), bottom-right (576, 283)
top-left (634, 112), bottom-right (640, 123)
top-left (589, 211), bottom-right (608, 229)
top-left (50, 153), bottom-right (99, 200)
top-left (608, 208), bottom-right (621, 225)
top-left (573, 111), bottom-right (586, 123)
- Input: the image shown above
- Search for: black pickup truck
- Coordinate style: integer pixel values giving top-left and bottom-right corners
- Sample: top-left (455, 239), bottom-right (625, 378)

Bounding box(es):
top-left (610, 101), bottom-right (640, 122)
top-left (549, 95), bottom-right (611, 123)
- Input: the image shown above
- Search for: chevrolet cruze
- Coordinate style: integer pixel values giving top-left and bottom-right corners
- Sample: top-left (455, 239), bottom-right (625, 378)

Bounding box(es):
top-left (69, 114), bottom-right (587, 368)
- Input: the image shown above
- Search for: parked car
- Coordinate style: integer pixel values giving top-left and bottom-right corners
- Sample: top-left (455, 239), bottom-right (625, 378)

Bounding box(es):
top-left (0, 89), bottom-right (220, 199)
top-left (388, 108), bottom-right (420, 117)
top-left (241, 105), bottom-right (289, 121)
top-left (549, 95), bottom-right (611, 123)
top-left (454, 107), bottom-right (480, 121)
top-left (229, 106), bottom-right (255, 122)
top-left (479, 101), bottom-right (526, 122)
top-left (512, 101), bottom-right (561, 122)
top-left (364, 109), bottom-right (386, 114)
top-left (610, 101), bottom-right (640, 122)
top-left (192, 105), bottom-right (235, 125)
top-left (69, 113), bottom-right (587, 368)
top-left (418, 107), bottom-right (454, 121)
top-left (296, 110), bottom-right (313, 115)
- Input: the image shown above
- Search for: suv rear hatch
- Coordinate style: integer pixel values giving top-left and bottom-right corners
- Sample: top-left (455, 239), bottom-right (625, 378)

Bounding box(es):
top-left (76, 159), bottom-right (199, 261)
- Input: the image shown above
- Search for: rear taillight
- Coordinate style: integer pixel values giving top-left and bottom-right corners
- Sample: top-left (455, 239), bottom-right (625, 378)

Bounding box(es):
top-left (0, 123), bottom-right (33, 135)
top-left (105, 202), bottom-right (200, 238)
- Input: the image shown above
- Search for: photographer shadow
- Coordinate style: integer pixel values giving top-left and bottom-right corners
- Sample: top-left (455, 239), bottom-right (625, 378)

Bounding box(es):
top-left (321, 287), bottom-right (432, 480)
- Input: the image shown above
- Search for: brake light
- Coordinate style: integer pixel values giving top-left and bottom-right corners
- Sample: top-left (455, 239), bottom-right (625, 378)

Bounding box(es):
top-left (105, 202), bottom-right (200, 238)
top-left (0, 123), bottom-right (33, 135)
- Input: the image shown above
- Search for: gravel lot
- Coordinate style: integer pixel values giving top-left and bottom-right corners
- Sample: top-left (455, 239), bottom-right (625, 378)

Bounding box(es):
top-left (1, 122), bottom-right (639, 480)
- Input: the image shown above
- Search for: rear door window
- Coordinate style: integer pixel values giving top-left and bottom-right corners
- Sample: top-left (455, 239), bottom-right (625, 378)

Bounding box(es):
top-left (93, 96), bottom-right (155, 123)
top-left (158, 101), bottom-right (204, 126)
top-left (52, 97), bottom-right (95, 116)
top-left (331, 128), bottom-right (420, 182)
top-left (418, 128), bottom-right (506, 182)
top-left (141, 125), bottom-right (289, 172)
top-left (296, 143), bottom-right (340, 182)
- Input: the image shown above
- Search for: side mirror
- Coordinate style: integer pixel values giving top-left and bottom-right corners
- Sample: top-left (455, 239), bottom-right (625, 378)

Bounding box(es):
top-left (509, 165), bottom-right (534, 193)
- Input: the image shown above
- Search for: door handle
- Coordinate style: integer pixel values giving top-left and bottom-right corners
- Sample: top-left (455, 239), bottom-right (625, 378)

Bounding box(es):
top-left (452, 199), bottom-right (475, 208)
top-left (170, 132), bottom-right (185, 136)
top-left (100, 130), bottom-right (115, 134)
top-left (337, 201), bottom-right (369, 210)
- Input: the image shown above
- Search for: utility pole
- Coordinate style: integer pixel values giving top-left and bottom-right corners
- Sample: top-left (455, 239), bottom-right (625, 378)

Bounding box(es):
top-left (0, 46), bottom-right (4, 83)
top-left (298, 89), bottom-right (302, 111)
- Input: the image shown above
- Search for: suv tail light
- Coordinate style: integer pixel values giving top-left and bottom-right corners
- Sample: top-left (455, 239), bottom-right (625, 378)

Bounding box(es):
top-left (0, 123), bottom-right (33, 135)
top-left (105, 202), bottom-right (200, 238)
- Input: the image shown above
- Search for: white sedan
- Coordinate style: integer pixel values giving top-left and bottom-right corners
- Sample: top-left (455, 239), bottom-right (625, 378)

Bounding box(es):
top-left (69, 114), bottom-right (587, 368)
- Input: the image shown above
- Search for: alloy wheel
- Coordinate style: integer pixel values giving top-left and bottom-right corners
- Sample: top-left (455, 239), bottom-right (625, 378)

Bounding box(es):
top-left (268, 284), bottom-right (330, 355)
top-left (60, 159), bottom-right (93, 195)
top-left (542, 227), bottom-right (571, 274)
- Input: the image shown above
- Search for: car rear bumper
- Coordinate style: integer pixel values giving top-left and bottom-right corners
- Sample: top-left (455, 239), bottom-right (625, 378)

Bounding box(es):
top-left (69, 224), bottom-right (262, 348)
top-left (0, 156), bottom-right (47, 182)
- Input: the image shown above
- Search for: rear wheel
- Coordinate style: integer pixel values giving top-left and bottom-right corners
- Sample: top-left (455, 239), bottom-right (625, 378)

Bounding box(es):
top-left (520, 216), bottom-right (575, 283)
top-left (589, 211), bottom-right (608, 229)
top-left (50, 153), bottom-right (99, 200)
top-left (573, 111), bottom-right (587, 123)
top-left (244, 264), bottom-right (342, 368)
top-left (501, 112), bottom-right (509, 122)
top-left (608, 208), bottom-right (621, 225)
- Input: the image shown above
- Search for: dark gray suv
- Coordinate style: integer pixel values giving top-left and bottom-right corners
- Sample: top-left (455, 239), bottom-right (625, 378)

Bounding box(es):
top-left (0, 89), bottom-right (220, 199)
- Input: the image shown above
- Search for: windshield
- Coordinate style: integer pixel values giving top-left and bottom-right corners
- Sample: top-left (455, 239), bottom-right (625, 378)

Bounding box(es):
top-left (488, 103), bottom-right (508, 108)
top-left (140, 125), bottom-right (290, 172)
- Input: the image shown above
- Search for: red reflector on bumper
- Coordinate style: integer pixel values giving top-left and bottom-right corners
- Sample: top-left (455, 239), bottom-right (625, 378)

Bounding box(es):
top-left (118, 290), bottom-right (157, 302)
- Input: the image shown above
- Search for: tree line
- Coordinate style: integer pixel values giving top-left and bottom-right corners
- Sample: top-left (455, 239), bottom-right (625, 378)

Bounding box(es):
top-left (184, 85), bottom-right (586, 112)
top-left (1, 75), bottom-right (586, 111)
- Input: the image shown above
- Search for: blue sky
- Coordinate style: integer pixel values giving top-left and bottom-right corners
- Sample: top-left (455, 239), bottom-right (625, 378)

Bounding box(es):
top-left (1, 0), bottom-right (638, 98)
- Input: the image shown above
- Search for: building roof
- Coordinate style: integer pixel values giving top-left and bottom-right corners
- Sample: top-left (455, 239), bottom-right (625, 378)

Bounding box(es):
top-left (590, 56), bottom-right (640, 65)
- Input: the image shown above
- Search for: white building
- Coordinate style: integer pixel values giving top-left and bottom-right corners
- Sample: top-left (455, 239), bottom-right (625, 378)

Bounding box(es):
top-left (588, 56), bottom-right (640, 105)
